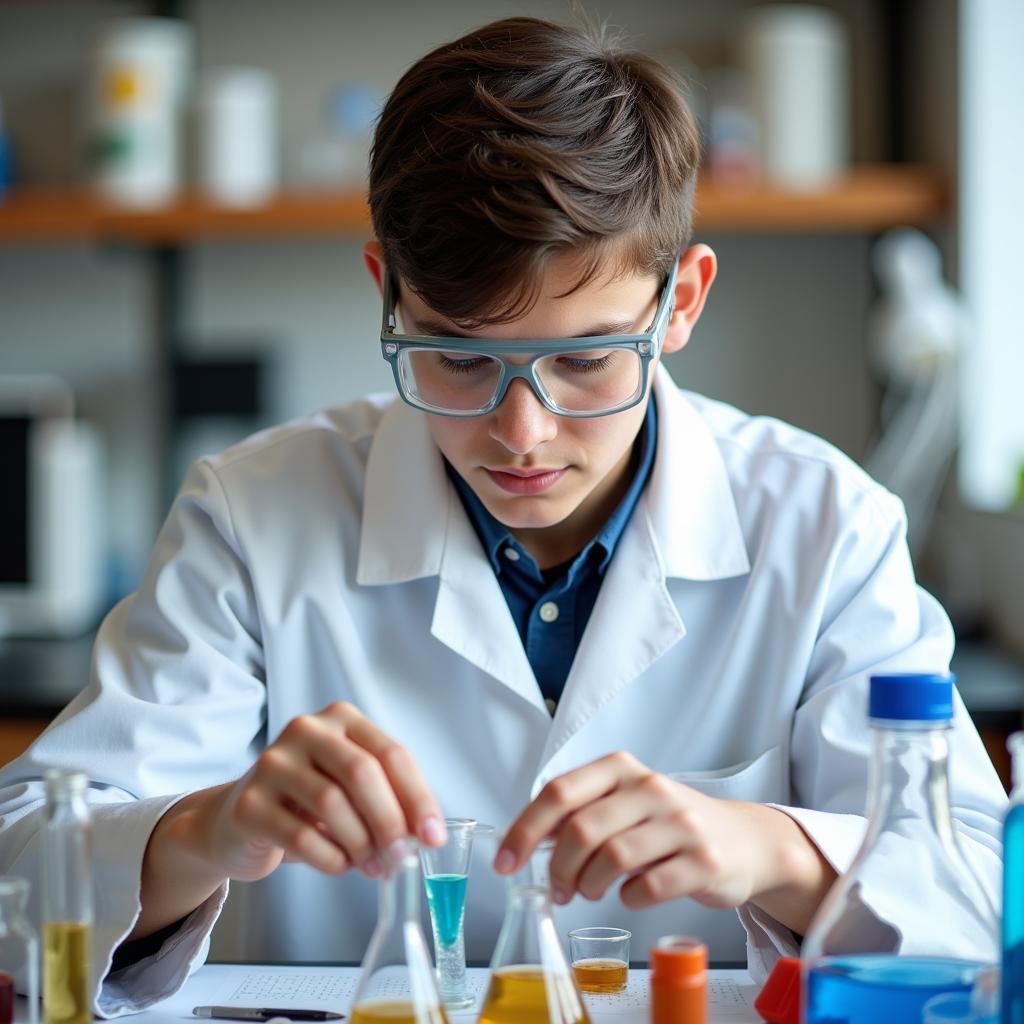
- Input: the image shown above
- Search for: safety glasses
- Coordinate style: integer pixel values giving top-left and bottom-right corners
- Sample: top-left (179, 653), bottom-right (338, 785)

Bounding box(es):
top-left (379, 260), bottom-right (678, 418)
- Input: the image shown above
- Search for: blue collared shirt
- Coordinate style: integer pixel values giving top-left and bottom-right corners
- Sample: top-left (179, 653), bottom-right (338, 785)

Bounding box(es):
top-left (446, 398), bottom-right (658, 707)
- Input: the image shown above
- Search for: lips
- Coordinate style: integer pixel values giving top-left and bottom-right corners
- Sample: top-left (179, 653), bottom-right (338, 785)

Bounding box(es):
top-left (485, 466), bottom-right (568, 495)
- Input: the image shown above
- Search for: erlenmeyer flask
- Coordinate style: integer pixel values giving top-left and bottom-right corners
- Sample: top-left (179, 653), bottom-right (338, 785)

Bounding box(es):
top-left (350, 838), bottom-right (448, 1024)
top-left (480, 841), bottom-right (591, 1024)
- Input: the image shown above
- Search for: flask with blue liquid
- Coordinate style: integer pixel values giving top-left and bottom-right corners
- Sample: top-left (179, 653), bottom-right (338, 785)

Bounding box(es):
top-left (1001, 732), bottom-right (1024, 1023)
top-left (802, 672), bottom-right (999, 1024)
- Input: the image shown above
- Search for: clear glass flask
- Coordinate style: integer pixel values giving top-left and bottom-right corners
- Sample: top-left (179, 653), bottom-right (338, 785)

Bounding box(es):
top-left (479, 840), bottom-right (591, 1024)
top-left (0, 877), bottom-right (40, 1024)
top-left (802, 673), bottom-right (999, 1024)
top-left (1001, 732), bottom-right (1024, 1023)
top-left (419, 819), bottom-right (492, 1011)
top-left (42, 770), bottom-right (92, 1024)
top-left (350, 838), bottom-right (448, 1024)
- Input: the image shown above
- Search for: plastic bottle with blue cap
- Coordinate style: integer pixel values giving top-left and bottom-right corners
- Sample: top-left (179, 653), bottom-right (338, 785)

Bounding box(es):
top-left (801, 672), bottom-right (999, 1024)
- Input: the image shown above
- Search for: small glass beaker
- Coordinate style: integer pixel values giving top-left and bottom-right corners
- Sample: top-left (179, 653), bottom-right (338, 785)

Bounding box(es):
top-left (420, 819), bottom-right (492, 1011)
top-left (479, 841), bottom-right (590, 1024)
top-left (0, 877), bottom-right (40, 1024)
top-left (350, 839), bottom-right (448, 1024)
top-left (568, 928), bottom-right (630, 993)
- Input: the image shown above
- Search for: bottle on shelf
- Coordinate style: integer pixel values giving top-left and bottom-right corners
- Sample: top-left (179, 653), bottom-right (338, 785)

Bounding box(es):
top-left (802, 673), bottom-right (999, 1024)
top-left (350, 838), bottom-right (447, 1024)
top-left (42, 769), bottom-right (93, 1024)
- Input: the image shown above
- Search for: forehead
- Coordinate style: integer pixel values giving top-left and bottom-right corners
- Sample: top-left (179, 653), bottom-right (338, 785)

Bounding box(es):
top-left (398, 258), bottom-right (661, 340)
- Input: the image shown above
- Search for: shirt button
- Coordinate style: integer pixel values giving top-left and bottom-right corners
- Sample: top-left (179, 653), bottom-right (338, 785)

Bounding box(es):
top-left (538, 601), bottom-right (560, 623)
top-left (504, 547), bottom-right (520, 562)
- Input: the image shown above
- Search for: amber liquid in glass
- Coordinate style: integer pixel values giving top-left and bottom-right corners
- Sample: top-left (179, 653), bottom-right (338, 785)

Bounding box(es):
top-left (479, 965), bottom-right (591, 1024)
top-left (43, 922), bottom-right (91, 1024)
top-left (571, 958), bottom-right (628, 994)
top-left (349, 999), bottom-right (449, 1024)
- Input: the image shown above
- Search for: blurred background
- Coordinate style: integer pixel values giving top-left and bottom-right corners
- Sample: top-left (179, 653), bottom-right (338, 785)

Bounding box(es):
top-left (0, 0), bottom-right (1021, 783)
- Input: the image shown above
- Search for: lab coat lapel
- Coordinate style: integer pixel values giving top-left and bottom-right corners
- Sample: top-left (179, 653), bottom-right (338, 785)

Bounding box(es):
top-left (358, 398), bottom-right (546, 715)
top-left (539, 370), bottom-right (752, 768)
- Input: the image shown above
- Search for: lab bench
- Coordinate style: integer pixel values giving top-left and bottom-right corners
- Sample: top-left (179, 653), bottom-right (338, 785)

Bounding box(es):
top-left (1, 633), bottom-right (1023, 787)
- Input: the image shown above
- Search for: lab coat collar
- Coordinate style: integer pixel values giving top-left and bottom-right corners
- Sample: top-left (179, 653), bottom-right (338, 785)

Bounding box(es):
top-left (646, 366), bottom-right (751, 580)
top-left (357, 368), bottom-right (750, 587)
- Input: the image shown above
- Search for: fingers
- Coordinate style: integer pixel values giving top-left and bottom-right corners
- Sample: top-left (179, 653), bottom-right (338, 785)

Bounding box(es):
top-left (619, 852), bottom-right (715, 910)
top-left (227, 702), bottom-right (443, 878)
top-left (334, 708), bottom-right (447, 847)
top-left (495, 751), bottom-right (649, 875)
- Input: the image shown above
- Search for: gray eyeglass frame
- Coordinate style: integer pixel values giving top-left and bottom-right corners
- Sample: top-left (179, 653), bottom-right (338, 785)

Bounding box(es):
top-left (379, 259), bottom-right (679, 418)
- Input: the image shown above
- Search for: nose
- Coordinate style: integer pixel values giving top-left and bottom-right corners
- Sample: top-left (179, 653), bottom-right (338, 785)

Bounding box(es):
top-left (488, 378), bottom-right (558, 454)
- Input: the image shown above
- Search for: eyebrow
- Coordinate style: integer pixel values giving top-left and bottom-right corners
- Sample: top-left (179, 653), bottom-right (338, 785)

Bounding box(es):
top-left (411, 316), bottom-right (641, 339)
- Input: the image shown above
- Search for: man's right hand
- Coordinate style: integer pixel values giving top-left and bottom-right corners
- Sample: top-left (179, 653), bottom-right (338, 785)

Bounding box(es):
top-left (130, 701), bottom-right (445, 939)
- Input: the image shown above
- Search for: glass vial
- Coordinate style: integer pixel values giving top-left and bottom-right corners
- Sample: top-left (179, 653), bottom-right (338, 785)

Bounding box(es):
top-left (480, 841), bottom-right (590, 1024)
top-left (1002, 732), bottom-right (1024, 1023)
top-left (803, 673), bottom-right (999, 1024)
top-left (42, 770), bottom-right (92, 1024)
top-left (350, 838), bottom-right (448, 1024)
top-left (0, 877), bottom-right (40, 1024)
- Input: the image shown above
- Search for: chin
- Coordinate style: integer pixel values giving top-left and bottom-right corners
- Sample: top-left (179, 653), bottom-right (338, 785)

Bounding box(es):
top-left (485, 496), bottom-right (577, 530)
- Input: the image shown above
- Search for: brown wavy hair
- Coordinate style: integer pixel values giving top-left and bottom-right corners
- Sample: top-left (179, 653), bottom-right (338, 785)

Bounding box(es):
top-left (368, 16), bottom-right (701, 328)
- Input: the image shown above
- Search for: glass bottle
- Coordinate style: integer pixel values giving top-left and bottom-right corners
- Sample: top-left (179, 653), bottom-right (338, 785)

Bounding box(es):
top-left (802, 673), bottom-right (999, 1024)
top-left (0, 877), bottom-right (40, 1024)
top-left (420, 818), bottom-right (493, 1011)
top-left (1002, 732), bottom-right (1024, 1023)
top-left (42, 770), bottom-right (92, 1024)
top-left (350, 838), bottom-right (448, 1024)
top-left (479, 840), bottom-right (591, 1024)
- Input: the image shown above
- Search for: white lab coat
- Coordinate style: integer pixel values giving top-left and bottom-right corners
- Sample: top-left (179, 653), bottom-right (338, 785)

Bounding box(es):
top-left (0, 368), bottom-right (1006, 1016)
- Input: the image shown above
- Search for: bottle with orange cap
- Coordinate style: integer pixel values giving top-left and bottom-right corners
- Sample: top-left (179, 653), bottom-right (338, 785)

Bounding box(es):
top-left (650, 935), bottom-right (707, 1024)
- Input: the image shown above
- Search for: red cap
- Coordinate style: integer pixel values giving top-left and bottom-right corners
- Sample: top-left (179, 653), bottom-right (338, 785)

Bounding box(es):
top-left (650, 935), bottom-right (707, 982)
top-left (753, 957), bottom-right (801, 1024)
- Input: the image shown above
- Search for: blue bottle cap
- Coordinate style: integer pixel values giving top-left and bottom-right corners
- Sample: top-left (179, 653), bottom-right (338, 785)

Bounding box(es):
top-left (869, 672), bottom-right (955, 721)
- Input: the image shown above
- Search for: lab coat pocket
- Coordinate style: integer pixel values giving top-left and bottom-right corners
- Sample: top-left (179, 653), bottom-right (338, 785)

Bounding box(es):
top-left (667, 744), bottom-right (788, 803)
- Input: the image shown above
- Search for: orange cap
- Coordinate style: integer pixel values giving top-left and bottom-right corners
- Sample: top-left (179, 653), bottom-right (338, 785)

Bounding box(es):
top-left (752, 956), bottom-right (801, 1024)
top-left (650, 935), bottom-right (708, 981)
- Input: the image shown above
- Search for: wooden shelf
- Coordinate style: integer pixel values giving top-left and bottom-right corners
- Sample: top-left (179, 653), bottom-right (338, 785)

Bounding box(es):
top-left (0, 165), bottom-right (948, 244)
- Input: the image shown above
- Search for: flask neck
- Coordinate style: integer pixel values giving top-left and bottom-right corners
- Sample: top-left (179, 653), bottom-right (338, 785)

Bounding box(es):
top-left (865, 722), bottom-right (955, 844)
top-left (378, 850), bottom-right (422, 925)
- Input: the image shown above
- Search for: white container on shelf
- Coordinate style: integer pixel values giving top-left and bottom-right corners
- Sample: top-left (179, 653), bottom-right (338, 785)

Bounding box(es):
top-left (89, 17), bottom-right (193, 207)
top-left (738, 3), bottom-right (849, 188)
top-left (197, 68), bottom-right (279, 207)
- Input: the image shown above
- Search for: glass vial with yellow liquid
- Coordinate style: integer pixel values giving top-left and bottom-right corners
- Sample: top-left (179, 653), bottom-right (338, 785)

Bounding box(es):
top-left (480, 841), bottom-right (591, 1024)
top-left (42, 770), bottom-right (92, 1024)
top-left (350, 838), bottom-right (448, 1024)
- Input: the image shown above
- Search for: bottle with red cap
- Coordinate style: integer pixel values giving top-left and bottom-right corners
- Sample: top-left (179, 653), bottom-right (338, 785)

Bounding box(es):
top-left (650, 935), bottom-right (707, 1024)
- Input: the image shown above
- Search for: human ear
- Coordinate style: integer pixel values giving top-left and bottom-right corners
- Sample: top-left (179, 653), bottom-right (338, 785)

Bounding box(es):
top-left (363, 239), bottom-right (386, 295)
top-left (661, 244), bottom-right (717, 355)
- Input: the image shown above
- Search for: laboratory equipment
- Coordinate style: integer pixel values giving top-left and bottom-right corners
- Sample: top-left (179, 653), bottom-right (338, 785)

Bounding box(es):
top-left (350, 838), bottom-right (447, 1024)
top-left (649, 936), bottom-right (706, 1024)
top-left (480, 840), bottom-right (590, 1024)
top-left (42, 770), bottom-right (93, 1024)
top-left (0, 877), bottom-right (39, 1024)
top-left (1002, 732), bottom-right (1024, 1023)
top-left (419, 819), bottom-right (491, 1011)
top-left (568, 928), bottom-right (630, 993)
top-left (802, 673), bottom-right (999, 1024)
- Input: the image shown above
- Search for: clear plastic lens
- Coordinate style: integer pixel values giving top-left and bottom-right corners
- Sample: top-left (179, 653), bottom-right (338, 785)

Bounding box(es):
top-left (399, 347), bottom-right (643, 414)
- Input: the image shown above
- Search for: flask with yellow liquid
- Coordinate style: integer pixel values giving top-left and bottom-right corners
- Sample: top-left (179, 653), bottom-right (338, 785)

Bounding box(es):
top-left (349, 838), bottom-right (448, 1024)
top-left (479, 840), bottom-right (590, 1024)
top-left (41, 770), bottom-right (92, 1024)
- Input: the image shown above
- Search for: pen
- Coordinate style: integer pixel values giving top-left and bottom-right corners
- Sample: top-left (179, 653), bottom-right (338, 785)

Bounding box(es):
top-left (192, 1007), bottom-right (345, 1021)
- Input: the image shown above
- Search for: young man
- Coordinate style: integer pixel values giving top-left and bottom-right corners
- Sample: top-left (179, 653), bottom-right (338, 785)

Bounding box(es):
top-left (0, 16), bottom-right (1004, 1015)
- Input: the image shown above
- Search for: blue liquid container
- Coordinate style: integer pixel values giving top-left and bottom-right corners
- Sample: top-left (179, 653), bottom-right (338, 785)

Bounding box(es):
top-left (424, 873), bottom-right (467, 948)
top-left (1001, 733), bottom-right (1024, 1023)
top-left (803, 673), bottom-right (999, 1024)
top-left (807, 954), bottom-right (985, 1024)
